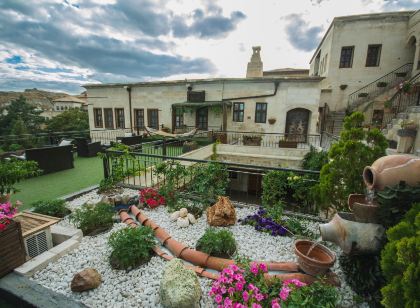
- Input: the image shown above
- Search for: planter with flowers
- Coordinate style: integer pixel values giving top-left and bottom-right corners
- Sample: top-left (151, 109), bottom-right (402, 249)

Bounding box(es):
top-left (139, 188), bottom-right (165, 208)
top-left (0, 201), bottom-right (26, 277)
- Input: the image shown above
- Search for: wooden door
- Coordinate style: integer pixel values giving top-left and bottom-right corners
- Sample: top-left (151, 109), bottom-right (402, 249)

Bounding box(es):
top-left (196, 107), bottom-right (208, 130)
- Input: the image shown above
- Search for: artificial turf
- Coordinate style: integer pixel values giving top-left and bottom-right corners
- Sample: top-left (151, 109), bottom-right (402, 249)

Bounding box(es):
top-left (11, 156), bottom-right (103, 210)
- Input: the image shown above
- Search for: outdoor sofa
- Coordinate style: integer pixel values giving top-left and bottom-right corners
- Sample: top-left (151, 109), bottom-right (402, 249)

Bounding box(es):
top-left (25, 145), bottom-right (74, 174)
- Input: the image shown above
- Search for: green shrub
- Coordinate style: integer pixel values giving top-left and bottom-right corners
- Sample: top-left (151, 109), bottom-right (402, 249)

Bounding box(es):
top-left (284, 216), bottom-right (315, 239)
top-left (0, 158), bottom-right (40, 195)
top-left (8, 143), bottom-right (23, 151)
top-left (196, 228), bottom-right (236, 258)
top-left (69, 203), bottom-right (114, 235)
top-left (262, 171), bottom-right (289, 212)
top-left (283, 280), bottom-right (339, 308)
top-left (31, 199), bottom-right (70, 218)
top-left (108, 226), bottom-right (155, 270)
top-left (380, 203), bottom-right (420, 308)
top-left (301, 146), bottom-right (328, 171)
top-left (313, 112), bottom-right (387, 211)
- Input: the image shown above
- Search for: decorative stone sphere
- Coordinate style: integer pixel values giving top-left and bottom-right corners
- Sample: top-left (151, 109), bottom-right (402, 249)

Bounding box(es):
top-left (170, 211), bottom-right (180, 221)
top-left (179, 208), bottom-right (188, 218)
top-left (177, 217), bottom-right (189, 228)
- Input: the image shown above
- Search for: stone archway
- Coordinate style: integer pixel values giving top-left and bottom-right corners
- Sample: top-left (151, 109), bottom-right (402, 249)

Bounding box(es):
top-left (285, 108), bottom-right (310, 142)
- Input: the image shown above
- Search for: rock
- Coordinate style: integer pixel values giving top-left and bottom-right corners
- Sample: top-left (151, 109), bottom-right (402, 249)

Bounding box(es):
top-left (121, 194), bottom-right (131, 204)
top-left (170, 211), bottom-right (180, 221)
top-left (100, 196), bottom-right (110, 204)
top-left (114, 195), bottom-right (123, 206)
top-left (179, 208), bottom-right (188, 218)
top-left (187, 213), bottom-right (196, 224)
top-left (160, 259), bottom-right (201, 308)
top-left (71, 268), bottom-right (102, 292)
top-left (177, 217), bottom-right (189, 228)
top-left (207, 196), bottom-right (236, 226)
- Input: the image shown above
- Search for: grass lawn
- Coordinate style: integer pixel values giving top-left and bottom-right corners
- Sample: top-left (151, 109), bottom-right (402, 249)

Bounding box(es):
top-left (11, 156), bottom-right (103, 210)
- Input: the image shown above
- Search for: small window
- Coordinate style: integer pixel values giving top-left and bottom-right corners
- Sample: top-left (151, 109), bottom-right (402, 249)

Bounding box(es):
top-left (175, 108), bottom-right (184, 128)
top-left (134, 109), bottom-right (144, 129)
top-left (60, 106), bottom-right (64, 110)
top-left (366, 44), bottom-right (382, 67)
top-left (339, 46), bottom-right (354, 68)
top-left (147, 109), bottom-right (159, 129)
top-left (115, 108), bottom-right (125, 129)
top-left (93, 108), bottom-right (103, 128)
top-left (255, 103), bottom-right (267, 123)
top-left (233, 102), bottom-right (244, 122)
top-left (104, 108), bottom-right (114, 129)
top-left (55, 105), bottom-right (59, 111)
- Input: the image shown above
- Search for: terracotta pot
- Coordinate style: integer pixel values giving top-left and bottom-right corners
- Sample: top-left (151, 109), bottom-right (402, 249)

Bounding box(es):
top-left (348, 194), bottom-right (379, 223)
top-left (363, 155), bottom-right (420, 191)
top-left (179, 248), bottom-right (210, 268)
top-left (319, 212), bottom-right (385, 255)
top-left (293, 240), bottom-right (336, 276)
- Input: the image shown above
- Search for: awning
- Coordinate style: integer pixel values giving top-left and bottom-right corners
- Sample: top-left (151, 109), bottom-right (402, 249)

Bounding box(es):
top-left (172, 101), bottom-right (232, 107)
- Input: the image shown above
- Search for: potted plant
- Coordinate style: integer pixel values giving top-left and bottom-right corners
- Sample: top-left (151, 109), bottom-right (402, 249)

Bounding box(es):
top-left (339, 84), bottom-right (348, 90)
top-left (0, 201), bottom-right (26, 277)
top-left (243, 135), bottom-right (262, 146)
top-left (384, 100), bottom-right (393, 113)
top-left (268, 117), bottom-right (276, 125)
top-left (358, 93), bottom-right (369, 98)
top-left (377, 81), bottom-right (388, 88)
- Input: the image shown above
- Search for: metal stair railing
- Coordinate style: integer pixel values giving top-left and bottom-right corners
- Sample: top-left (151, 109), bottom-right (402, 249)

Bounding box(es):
top-left (348, 63), bottom-right (413, 111)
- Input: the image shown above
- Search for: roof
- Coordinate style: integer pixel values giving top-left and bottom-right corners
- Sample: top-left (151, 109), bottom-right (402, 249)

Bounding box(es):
top-left (172, 101), bottom-right (232, 107)
top-left (53, 96), bottom-right (87, 104)
top-left (310, 10), bottom-right (416, 63)
top-left (264, 68), bottom-right (309, 73)
top-left (83, 76), bottom-right (324, 89)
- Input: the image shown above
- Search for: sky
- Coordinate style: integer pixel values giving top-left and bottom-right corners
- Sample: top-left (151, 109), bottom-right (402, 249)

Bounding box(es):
top-left (0, 0), bottom-right (419, 94)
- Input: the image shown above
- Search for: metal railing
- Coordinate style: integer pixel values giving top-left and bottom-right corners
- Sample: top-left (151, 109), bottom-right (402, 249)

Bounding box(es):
top-left (320, 131), bottom-right (340, 150)
top-left (348, 63), bottom-right (413, 111)
top-left (102, 149), bottom-right (320, 213)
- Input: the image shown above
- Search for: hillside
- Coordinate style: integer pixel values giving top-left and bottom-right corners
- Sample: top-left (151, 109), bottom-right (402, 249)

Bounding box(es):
top-left (0, 88), bottom-right (70, 110)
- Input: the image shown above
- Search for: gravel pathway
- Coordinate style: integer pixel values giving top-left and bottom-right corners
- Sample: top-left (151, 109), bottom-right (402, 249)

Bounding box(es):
top-left (30, 189), bottom-right (365, 308)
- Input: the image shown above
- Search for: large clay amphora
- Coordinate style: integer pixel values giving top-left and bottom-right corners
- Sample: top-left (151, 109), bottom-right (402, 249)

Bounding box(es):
top-left (363, 155), bottom-right (420, 191)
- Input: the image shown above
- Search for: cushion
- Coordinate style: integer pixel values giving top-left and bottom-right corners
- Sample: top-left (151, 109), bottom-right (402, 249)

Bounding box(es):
top-left (59, 139), bottom-right (72, 146)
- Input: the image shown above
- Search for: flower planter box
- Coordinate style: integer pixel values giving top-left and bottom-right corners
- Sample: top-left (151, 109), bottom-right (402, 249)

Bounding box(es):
top-left (0, 220), bottom-right (26, 278)
top-left (243, 136), bottom-right (262, 146)
top-left (377, 82), bottom-right (388, 88)
top-left (397, 128), bottom-right (417, 138)
top-left (358, 93), bottom-right (369, 98)
top-left (212, 132), bottom-right (227, 144)
top-left (279, 140), bottom-right (298, 148)
top-left (395, 72), bottom-right (407, 77)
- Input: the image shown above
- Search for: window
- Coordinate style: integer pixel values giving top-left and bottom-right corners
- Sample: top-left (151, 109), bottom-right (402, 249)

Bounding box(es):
top-left (60, 105), bottom-right (64, 110)
top-left (196, 107), bottom-right (208, 130)
top-left (93, 108), bottom-right (103, 128)
top-left (104, 108), bottom-right (114, 129)
top-left (134, 109), bottom-right (144, 129)
top-left (255, 103), bottom-right (267, 123)
top-left (147, 109), bottom-right (159, 129)
top-left (366, 44), bottom-right (382, 67)
top-left (115, 108), bottom-right (125, 129)
top-left (233, 102), bottom-right (244, 122)
top-left (174, 108), bottom-right (184, 128)
top-left (339, 46), bottom-right (354, 68)
top-left (56, 105), bottom-right (59, 111)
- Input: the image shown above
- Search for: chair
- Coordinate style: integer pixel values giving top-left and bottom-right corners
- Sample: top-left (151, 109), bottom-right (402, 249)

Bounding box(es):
top-left (116, 135), bottom-right (143, 146)
top-left (25, 145), bottom-right (74, 174)
top-left (74, 137), bottom-right (102, 157)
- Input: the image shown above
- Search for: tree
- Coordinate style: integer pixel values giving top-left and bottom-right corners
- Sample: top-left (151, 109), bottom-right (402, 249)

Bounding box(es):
top-left (313, 112), bottom-right (388, 212)
top-left (47, 108), bottom-right (89, 132)
top-left (0, 95), bottom-right (45, 135)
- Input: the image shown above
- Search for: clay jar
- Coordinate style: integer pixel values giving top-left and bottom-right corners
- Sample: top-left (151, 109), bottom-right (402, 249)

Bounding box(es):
top-left (319, 212), bottom-right (385, 255)
top-left (348, 194), bottom-right (379, 223)
top-left (363, 155), bottom-right (420, 191)
top-left (293, 240), bottom-right (336, 276)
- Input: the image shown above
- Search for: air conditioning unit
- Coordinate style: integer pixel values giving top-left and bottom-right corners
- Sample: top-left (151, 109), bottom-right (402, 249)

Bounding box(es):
top-left (23, 228), bottom-right (53, 258)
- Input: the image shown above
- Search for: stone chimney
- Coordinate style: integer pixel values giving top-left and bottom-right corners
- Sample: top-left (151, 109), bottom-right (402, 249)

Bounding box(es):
top-left (246, 46), bottom-right (263, 78)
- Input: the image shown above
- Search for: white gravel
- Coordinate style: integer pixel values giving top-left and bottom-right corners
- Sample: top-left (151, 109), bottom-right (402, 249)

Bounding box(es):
top-left (30, 189), bottom-right (365, 308)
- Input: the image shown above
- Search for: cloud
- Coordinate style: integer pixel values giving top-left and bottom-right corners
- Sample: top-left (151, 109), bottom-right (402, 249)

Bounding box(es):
top-left (284, 14), bottom-right (324, 52)
top-left (381, 0), bottom-right (420, 10)
top-left (173, 8), bottom-right (246, 38)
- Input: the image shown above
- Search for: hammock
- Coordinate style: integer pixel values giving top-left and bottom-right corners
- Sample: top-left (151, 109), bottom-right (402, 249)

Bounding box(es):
top-left (145, 126), bottom-right (197, 138)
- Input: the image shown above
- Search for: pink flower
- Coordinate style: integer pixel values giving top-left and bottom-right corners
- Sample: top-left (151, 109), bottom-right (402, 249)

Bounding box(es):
top-left (215, 294), bottom-right (223, 304)
top-left (271, 299), bottom-right (281, 308)
top-left (233, 274), bottom-right (244, 281)
top-left (248, 283), bottom-right (257, 291)
top-left (251, 304), bottom-right (262, 308)
top-left (228, 287), bottom-right (235, 295)
top-left (235, 282), bottom-right (244, 291)
top-left (250, 262), bottom-right (259, 275)
top-left (259, 263), bottom-right (268, 272)
top-left (242, 291), bottom-right (250, 302)
top-left (279, 287), bottom-right (291, 301)
top-left (255, 293), bottom-right (264, 302)
top-left (224, 297), bottom-right (233, 307)
top-left (230, 264), bottom-right (239, 271)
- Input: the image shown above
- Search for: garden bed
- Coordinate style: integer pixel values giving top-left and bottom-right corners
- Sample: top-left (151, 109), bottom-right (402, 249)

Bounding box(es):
top-left (29, 189), bottom-right (364, 307)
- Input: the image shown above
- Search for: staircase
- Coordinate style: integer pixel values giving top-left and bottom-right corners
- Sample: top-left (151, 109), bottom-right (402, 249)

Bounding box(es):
top-left (325, 111), bottom-right (346, 136)
top-left (347, 63), bottom-right (413, 111)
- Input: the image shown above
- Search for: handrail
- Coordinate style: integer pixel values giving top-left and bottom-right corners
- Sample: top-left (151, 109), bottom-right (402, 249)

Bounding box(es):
top-left (348, 63), bottom-right (413, 111)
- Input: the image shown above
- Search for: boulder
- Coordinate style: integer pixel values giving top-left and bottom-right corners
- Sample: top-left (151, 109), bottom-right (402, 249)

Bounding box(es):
top-left (71, 268), bottom-right (102, 292)
top-left (207, 196), bottom-right (236, 226)
top-left (160, 259), bottom-right (202, 308)
top-left (177, 217), bottom-right (189, 228)
top-left (170, 211), bottom-right (180, 221)
top-left (179, 208), bottom-right (188, 218)
top-left (187, 213), bottom-right (197, 224)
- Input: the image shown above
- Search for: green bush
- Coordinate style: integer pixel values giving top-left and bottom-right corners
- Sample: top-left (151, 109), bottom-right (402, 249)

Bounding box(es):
top-left (302, 146), bottom-right (328, 171)
top-left (313, 112), bottom-right (387, 212)
top-left (8, 143), bottom-right (23, 151)
top-left (196, 228), bottom-right (236, 258)
top-left (108, 226), bottom-right (155, 270)
top-left (284, 216), bottom-right (315, 239)
top-left (380, 203), bottom-right (420, 308)
top-left (69, 203), bottom-right (114, 235)
top-left (262, 171), bottom-right (289, 213)
top-left (283, 280), bottom-right (339, 308)
top-left (0, 158), bottom-right (40, 195)
top-left (31, 199), bottom-right (70, 218)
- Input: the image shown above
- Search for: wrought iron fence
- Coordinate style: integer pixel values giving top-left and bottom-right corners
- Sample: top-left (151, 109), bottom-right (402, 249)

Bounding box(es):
top-left (320, 131), bottom-right (340, 150)
top-left (348, 63), bottom-right (413, 111)
top-left (102, 149), bottom-right (320, 213)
